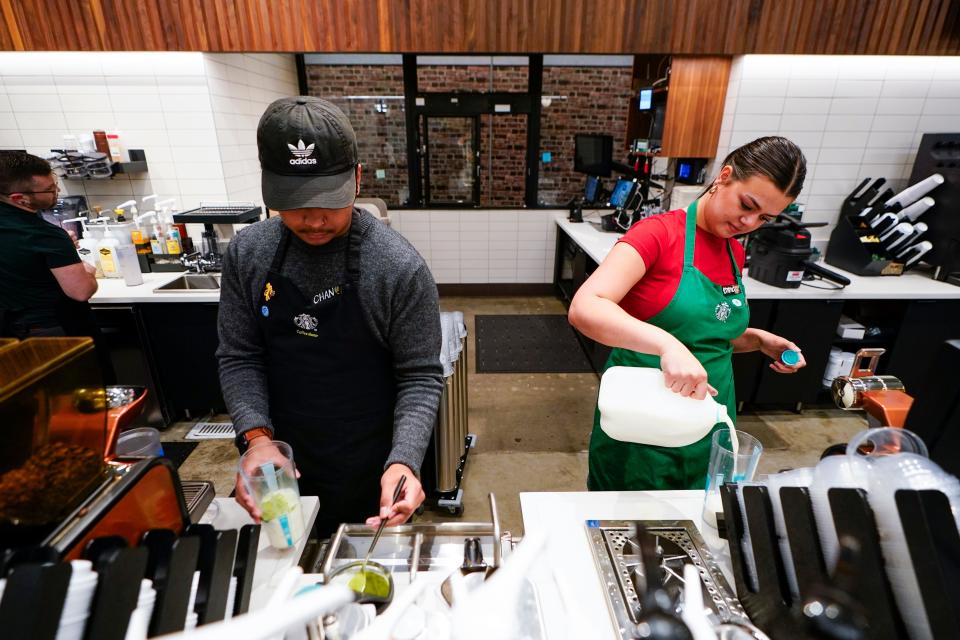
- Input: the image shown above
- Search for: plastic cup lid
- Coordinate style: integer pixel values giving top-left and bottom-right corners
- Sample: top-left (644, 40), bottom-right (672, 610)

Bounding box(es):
top-left (780, 349), bottom-right (801, 366)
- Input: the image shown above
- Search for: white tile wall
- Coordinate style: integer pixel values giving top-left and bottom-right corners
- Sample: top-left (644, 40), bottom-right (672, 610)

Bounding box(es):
top-left (391, 209), bottom-right (559, 284)
top-left (0, 52), bottom-right (298, 231)
top-left (716, 55), bottom-right (960, 241)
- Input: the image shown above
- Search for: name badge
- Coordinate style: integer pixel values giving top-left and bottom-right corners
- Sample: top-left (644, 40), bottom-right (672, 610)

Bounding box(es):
top-left (722, 284), bottom-right (741, 296)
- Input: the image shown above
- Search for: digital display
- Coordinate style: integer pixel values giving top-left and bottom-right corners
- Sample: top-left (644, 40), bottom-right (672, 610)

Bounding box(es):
top-left (678, 162), bottom-right (691, 179)
top-left (584, 176), bottom-right (600, 203)
top-left (609, 179), bottom-right (635, 209)
top-left (638, 88), bottom-right (653, 111)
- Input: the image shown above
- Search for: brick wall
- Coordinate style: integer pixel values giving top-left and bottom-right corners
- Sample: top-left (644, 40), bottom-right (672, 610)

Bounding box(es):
top-left (306, 64), bottom-right (409, 207)
top-left (305, 63), bottom-right (632, 208)
top-left (539, 66), bottom-right (634, 205)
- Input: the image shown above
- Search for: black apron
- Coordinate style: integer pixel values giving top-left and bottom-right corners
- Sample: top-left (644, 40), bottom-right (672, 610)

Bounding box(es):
top-left (258, 224), bottom-right (396, 537)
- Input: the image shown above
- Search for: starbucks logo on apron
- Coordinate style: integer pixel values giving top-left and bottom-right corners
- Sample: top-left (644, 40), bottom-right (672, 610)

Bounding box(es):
top-left (293, 313), bottom-right (319, 331)
top-left (715, 301), bottom-right (731, 322)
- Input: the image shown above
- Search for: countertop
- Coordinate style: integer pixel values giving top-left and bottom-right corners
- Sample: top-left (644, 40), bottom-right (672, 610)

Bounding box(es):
top-left (90, 271), bottom-right (220, 304)
top-left (520, 490), bottom-right (727, 640)
top-left (207, 496), bottom-right (320, 611)
top-left (555, 214), bottom-right (960, 300)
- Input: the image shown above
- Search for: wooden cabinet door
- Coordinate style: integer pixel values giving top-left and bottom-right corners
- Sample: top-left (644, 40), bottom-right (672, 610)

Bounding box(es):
top-left (660, 56), bottom-right (731, 158)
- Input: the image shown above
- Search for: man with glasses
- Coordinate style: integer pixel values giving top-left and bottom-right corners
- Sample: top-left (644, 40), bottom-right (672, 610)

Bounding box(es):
top-left (0, 151), bottom-right (98, 338)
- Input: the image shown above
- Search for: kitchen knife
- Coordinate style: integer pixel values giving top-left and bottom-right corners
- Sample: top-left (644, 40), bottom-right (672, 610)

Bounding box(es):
top-left (900, 240), bottom-right (933, 270)
top-left (853, 177), bottom-right (886, 209)
top-left (900, 196), bottom-right (935, 223)
top-left (869, 212), bottom-right (899, 236)
top-left (884, 173), bottom-right (945, 209)
top-left (893, 223), bottom-right (928, 256)
top-left (868, 188), bottom-right (896, 209)
top-left (879, 221), bottom-right (912, 246)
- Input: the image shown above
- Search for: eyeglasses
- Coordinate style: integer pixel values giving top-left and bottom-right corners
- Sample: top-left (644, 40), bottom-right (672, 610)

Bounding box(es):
top-left (1, 184), bottom-right (60, 196)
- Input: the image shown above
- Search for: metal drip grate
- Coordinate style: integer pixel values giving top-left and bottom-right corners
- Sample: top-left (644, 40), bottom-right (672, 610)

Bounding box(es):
top-left (586, 520), bottom-right (746, 639)
top-left (185, 421), bottom-right (235, 440)
top-left (181, 480), bottom-right (215, 523)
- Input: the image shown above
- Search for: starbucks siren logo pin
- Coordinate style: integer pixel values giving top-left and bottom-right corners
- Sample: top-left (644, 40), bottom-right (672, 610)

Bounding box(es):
top-left (715, 301), bottom-right (731, 322)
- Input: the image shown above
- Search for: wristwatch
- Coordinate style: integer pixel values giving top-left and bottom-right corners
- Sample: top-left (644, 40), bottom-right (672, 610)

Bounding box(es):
top-left (235, 427), bottom-right (274, 454)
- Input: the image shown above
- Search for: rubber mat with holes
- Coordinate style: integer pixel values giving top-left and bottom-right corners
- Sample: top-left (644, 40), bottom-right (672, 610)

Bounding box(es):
top-left (475, 314), bottom-right (593, 373)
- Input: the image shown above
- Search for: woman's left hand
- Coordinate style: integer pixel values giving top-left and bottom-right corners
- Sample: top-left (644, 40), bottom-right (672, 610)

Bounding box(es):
top-left (756, 330), bottom-right (806, 374)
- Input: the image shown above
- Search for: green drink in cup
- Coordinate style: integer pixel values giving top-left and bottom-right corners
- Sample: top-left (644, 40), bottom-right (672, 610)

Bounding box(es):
top-left (239, 440), bottom-right (305, 548)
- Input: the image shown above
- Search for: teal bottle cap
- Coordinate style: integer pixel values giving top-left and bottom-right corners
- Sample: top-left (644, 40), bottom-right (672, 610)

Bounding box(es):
top-left (780, 349), bottom-right (800, 366)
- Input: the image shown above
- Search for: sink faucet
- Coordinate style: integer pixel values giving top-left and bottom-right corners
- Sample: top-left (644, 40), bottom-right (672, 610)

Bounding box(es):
top-left (180, 251), bottom-right (219, 274)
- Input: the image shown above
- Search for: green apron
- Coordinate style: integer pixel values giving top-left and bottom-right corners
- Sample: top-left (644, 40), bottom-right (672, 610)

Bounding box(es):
top-left (588, 199), bottom-right (750, 491)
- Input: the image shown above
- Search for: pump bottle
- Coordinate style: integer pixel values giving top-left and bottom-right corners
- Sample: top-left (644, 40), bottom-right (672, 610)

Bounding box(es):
top-left (97, 226), bottom-right (124, 279)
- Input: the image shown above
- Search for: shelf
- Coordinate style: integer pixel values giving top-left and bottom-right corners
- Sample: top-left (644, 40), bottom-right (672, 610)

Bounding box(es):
top-left (832, 337), bottom-right (891, 347)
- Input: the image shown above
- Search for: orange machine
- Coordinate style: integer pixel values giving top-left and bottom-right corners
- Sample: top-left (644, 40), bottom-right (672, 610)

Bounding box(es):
top-left (0, 338), bottom-right (189, 557)
top-left (832, 348), bottom-right (915, 428)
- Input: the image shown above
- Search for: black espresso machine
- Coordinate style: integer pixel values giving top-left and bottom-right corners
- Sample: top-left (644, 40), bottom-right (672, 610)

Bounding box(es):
top-left (747, 214), bottom-right (851, 289)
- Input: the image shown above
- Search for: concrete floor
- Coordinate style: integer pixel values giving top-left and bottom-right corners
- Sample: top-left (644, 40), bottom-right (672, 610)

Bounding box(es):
top-left (424, 295), bottom-right (868, 537)
top-left (169, 295), bottom-right (868, 539)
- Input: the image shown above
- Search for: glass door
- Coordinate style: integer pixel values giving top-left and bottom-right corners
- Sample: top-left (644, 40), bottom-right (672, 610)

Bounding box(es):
top-left (421, 115), bottom-right (480, 206)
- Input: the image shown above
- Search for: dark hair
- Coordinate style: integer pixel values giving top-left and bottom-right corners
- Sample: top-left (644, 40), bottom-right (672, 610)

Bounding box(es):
top-left (0, 151), bottom-right (52, 195)
top-left (704, 136), bottom-right (806, 199)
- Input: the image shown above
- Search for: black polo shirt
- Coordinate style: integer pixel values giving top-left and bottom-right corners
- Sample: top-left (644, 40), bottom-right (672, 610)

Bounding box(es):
top-left (0, 200), bottom-right (81, 327)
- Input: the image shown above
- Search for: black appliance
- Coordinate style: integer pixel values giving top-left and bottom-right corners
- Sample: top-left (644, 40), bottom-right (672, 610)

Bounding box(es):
top-left (574, 134), bottom-right (613, 177)
top-left (675, 158), bottom-right (707, 185)
top-left (904, 339), bottom-right (960, 477)
top-left (907, 133), bottom-right (960, 284)
top-left (748, 214), bottom-right (851, 289)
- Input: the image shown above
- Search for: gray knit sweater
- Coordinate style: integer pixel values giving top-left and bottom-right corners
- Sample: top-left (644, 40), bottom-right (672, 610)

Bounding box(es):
top-left (216, 209), bottom-right (443, 475)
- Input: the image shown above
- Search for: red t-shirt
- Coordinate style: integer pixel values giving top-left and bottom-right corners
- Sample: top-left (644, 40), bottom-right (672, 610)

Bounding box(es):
top-left (617, 209), bottom-right (746, 320)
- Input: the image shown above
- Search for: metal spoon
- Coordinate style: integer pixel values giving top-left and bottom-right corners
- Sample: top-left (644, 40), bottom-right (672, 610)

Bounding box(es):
top-left (356, 474), bottom-right (406, 594)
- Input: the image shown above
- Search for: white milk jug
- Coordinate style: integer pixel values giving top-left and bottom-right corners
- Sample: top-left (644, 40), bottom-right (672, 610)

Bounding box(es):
top-left (598, 366), bottom-right (732, 447)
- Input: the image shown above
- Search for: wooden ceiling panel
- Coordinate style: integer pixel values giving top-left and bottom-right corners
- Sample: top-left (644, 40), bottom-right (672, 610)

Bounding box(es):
top-left (0, 0), bottom-right (956, 54)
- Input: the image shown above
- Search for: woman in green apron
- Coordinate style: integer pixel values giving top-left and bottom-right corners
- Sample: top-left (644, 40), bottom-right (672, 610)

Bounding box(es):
top-left (569, 137), bottom-right (809, 491)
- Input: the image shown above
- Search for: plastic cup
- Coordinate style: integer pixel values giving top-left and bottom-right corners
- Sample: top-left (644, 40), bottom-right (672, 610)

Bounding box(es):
top-left (702, 429), bottom-right (763, 528)
top-left (117, 427), bottom-right (164, 458)
top-left (238, 440), bottom-right (305, 549)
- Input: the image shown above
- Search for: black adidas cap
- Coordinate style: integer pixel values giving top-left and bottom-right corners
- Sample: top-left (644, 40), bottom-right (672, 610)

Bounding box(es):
top-left (257, 96), bottom-right (359, 210)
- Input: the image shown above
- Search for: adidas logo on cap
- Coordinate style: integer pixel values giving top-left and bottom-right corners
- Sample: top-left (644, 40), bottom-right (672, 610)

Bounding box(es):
top-left (287, 139), bottom-right (317, 165)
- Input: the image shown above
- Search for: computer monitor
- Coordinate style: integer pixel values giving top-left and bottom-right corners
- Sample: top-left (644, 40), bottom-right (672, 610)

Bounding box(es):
top-left (574, 134), bottom-right (613, 177)
top-left (584, 176), bottom-right (600, 204)
top-left (609, 178), bottom-right (637, 209)
top-left (637, 87), bottom-right (653, 111)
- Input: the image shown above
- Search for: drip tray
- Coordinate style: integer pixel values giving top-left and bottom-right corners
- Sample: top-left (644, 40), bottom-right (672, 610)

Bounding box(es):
top-left (585, 520), bottom-right (746, 639)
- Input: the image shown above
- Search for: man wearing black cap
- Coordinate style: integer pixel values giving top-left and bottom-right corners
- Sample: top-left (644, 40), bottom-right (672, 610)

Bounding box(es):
top-left (217, 97), bottom-right (443, 536)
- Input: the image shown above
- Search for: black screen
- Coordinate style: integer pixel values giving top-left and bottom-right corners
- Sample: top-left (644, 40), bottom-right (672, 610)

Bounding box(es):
top-left (574, 134), bottom-right (613, 177)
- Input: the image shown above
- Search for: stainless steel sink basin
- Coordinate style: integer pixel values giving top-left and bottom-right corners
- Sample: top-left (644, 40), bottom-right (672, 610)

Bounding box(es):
top-left (154, 274), bottom-right (221, 292)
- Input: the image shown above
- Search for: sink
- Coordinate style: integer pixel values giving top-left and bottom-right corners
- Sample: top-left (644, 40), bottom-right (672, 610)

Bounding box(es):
top-left (154, 274), bottom-right (221, 292)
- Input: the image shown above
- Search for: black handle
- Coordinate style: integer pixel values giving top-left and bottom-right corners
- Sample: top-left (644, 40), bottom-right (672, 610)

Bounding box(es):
top-left (802, 260), bottom-right (851, 286)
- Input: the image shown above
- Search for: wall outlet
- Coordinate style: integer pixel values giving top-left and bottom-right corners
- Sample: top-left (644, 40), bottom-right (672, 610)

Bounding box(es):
top-left (375, 169), bottom-right (386, 179)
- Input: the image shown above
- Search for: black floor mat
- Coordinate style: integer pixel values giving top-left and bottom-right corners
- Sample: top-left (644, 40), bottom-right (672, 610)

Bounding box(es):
top-left (161, 441), bottom-right (199, 469)
top-left (475, 314), bottom-right (593, 373)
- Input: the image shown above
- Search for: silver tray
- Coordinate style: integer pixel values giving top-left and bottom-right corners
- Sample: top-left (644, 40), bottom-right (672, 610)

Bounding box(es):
top-left (585, 519), bottom-right (746, 639)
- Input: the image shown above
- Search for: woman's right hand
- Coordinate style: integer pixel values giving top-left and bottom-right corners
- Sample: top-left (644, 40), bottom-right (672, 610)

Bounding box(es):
top-left (235, 437), bottom-right (298, 522)
top-left (659, 342), bottom-right (717, 400)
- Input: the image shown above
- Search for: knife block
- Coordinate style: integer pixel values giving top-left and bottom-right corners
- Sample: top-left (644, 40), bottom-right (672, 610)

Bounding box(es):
top-left (825, 213), bottom-right (905, 276)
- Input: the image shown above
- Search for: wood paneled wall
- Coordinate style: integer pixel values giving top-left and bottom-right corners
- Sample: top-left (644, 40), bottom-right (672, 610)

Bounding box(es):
top-left (661, 57), bottom-right (731, 158)
top-left (1, 0), bottom-right (958, 54)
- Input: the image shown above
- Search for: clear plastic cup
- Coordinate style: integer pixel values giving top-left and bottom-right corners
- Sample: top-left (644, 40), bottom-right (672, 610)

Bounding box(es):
top-left (238, 440), bottom-right (305, 549)
top-left (702, 429), bottom-right (763, 528)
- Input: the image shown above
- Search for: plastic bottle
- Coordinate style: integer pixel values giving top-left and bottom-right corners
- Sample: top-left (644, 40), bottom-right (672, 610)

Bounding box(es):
top-left (106, 131), bottom-right (124, 163)
top-left (97, 226), bottom-right (124, 279)
top-left (598, 366), bottom-right (736, 449)
top-left (77, 237), bottom-right (103, 278)
top-left (161, 208), bottom-right (182, 255)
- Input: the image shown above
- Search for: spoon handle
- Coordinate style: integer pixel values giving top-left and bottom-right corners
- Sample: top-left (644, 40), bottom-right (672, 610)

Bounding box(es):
top-left (363, 474), bottom-right (407, 564)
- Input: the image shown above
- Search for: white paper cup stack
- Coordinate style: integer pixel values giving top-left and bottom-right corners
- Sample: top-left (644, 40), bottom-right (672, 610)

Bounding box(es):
top-left (764, 467), bottom-right (814, 599)
top-left (55, 560), bottom-right (99, 640)
top-left (184, 571), bottom-right (200, 630)
top-left (124, 579), bottom-right (157, 640)
top-left (865, 454), bottom-right (960, 640)
top-left (808, 455), bottom-right (870, 573)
